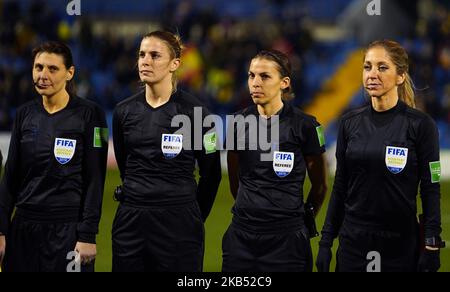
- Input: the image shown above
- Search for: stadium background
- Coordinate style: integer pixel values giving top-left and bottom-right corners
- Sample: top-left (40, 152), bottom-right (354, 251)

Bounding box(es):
top-left (0, 0), bottom-right (449, 271)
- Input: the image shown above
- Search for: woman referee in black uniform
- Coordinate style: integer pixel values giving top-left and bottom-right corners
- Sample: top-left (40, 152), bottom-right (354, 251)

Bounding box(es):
top-left (112, 31), bottom-right (221, 272)
top-left (316, 40), bottom-right (443, 272)
top-left (223, 50), bottom-right (328, 272)
top-left (0, 41), bottom-right (108, 272)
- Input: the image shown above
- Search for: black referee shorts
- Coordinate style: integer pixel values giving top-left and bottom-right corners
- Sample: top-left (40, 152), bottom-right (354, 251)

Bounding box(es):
top-left (222, 222), bottom-right (313, 272)
top-left (2, 215), bottom-right (94, 272)
top-left (336, 221), bottom-right (419, 272)
top-left (112, 202), bottom-right (205, 272)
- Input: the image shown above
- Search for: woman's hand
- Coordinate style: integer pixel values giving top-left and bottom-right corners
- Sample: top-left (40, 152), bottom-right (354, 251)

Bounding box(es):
top-left (74, 242), bottom-right (96, 265)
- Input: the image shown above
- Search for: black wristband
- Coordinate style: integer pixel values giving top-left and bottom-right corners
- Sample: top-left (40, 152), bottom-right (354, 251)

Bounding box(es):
top-left (425, 237), bottom-right (445, 248)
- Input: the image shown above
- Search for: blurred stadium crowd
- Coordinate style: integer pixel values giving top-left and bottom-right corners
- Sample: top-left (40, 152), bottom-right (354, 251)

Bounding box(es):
top-left (0, 0), bottom-right (449, 146)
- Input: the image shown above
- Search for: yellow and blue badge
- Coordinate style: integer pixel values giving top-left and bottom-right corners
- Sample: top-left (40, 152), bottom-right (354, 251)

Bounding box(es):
top-left (161, 134), bottom-right (183, 159)
top-left (273, 151), bottom-right (294, 178)
top-left (385, 146), bottom-right (408, 174)
top-left (54, 138), bottom-right (77, 165)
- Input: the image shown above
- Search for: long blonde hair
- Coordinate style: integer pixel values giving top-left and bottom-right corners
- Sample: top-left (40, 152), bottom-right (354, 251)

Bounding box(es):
top-left (366, 40), bottom-right (416, 108)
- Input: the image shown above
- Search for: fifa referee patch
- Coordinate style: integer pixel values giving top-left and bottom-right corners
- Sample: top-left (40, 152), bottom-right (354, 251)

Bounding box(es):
top-left (161, 134), bottom-right (183, 159)
top-left (273, 151), bottom-right (294, 178)
top-left (429, 161), bottom-right (441, 183)
top-left (203, 132), bottom-right (217, 154)
top-left (94, 127), bottom-right (109, 148)
top-left (385, 146), bottom-right (408, 174)
top-left (316, 126), bottom-right (325, 147)
top-left (54, 138), bottom-right (76, 164)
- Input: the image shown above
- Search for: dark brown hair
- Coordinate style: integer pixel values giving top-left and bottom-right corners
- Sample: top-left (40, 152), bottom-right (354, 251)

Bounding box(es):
top-left (32, 41), bottom-right (75, 95)
top-left (253, 49), bottom-right (294, 101)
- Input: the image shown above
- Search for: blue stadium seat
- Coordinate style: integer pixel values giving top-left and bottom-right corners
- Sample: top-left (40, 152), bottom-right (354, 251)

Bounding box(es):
top-left (15, 0), bottom-right (163, 17)
top-left (437, 121), bottom-right (450, 149)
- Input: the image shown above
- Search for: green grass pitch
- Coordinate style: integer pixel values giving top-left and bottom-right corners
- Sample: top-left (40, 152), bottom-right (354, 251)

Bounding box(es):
top-left (95, 169), bottom-right (450, 272)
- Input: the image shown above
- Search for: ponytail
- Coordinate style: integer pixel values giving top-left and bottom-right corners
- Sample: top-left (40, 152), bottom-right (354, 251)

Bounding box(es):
top-left (398, 73), bottom-right (415, 108)
top-left (282, 86), bottom-right (294, 101)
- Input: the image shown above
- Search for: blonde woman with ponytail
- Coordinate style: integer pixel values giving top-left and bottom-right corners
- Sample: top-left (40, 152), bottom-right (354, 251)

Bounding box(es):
top-left (316, 40), bottom-right (443, 272)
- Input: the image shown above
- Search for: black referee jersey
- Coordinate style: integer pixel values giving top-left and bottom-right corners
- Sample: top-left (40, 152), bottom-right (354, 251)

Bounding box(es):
top-left (112, 90), bottom-right (221, 221)
top-left (0, 96), bottom-right (108, 243)
top-left (320, 101), bottom-right (441, 247)
top-left (230, 101), bottom-right (326, 227)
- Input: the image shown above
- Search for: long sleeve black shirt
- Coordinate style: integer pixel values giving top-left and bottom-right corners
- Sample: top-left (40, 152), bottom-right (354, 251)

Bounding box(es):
top-left (321, 101), bottom-right (441, 247)
top-left (230, 102), bottom-right (326, 226)
top-left (0, 96), bottom-right (108, 243)
top-left (113, 90), bottom-right (221, 221)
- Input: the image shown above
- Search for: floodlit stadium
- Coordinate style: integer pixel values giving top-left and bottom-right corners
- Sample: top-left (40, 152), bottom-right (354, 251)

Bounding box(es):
top-left (0, 0), bottom-right (449, 273)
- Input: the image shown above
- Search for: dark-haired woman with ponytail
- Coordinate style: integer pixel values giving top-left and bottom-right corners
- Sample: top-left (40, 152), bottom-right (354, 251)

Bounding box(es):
top-left (0, 41), bottom-right (108, 272)
top-left (316, 39), bottom-right (443, 272)
top-left (223, 50), bottom-right (328, 272)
